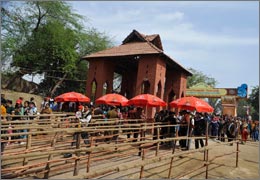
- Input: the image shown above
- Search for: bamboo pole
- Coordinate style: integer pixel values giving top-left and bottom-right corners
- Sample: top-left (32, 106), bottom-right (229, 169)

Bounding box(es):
top-left (138, 125), bottom-right (144, 156)
top-left (205, 148), bottom-right (209, 179)
top-left (236, 141), bottom-right (239, 167)
top-left (139, 148), bottom-right (145, 179)
top-left (168, 137), bottom-right (177, 178)
top-left (2, 117), bottom-right (243, 179)
top-left (44, 132), bottom-right (58, 178)
top-left (3, 138), bottom-right (238, 179)
top-left (86, 137), bottom-right (93, 173)
top-left (76, 146), bottom-right (210, 179)
top-left (204, 120), bottom-right (209, 161)
top-left (205, 121), bottom-right (210, 179)
top-left (23, 129), bottom-right (32, 166)
top-left (2, 136), bottom-right (207, 161)
top-left (73, 133), bottom-right (81, 176)
top-left (156, 126), bottom-right (160, 156)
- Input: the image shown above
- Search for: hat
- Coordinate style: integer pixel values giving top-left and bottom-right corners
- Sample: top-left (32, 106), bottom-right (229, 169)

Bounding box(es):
top-left (243, 123), bottom-right (248, 128)
top-left (16, 99), bottom-right (22, 104)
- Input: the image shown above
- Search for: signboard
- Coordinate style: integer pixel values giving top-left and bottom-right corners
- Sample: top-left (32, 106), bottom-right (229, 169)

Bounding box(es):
top-left (186, 83), bottom-right (247, 98)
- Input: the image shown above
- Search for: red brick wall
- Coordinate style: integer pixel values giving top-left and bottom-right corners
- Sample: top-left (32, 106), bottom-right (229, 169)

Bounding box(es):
top-left (135, 55), bottom-right (156, 95)
top-left (86, 55), bottom-right (188, 118)
top-left (164, 71), bottom-right (187, 102)
top-left (134, 55), bottom-right (166, 95)
top-left (86, 58), bottom-right (115, 101)
top-left (121, 68), bottom-right (137, 99)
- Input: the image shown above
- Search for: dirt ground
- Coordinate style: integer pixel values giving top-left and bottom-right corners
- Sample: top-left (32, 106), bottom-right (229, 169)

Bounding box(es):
top-left (49, 138), bottom-right (259, 179)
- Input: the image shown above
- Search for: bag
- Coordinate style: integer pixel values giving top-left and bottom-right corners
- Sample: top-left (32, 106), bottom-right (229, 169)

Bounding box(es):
top-left (228, 123), bottom-right (235, 135)
top-left (63, 153), bottom-right (72, 158)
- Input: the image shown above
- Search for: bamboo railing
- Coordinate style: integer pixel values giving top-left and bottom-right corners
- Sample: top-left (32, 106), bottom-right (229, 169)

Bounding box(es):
top-left (1, 114), bottom-right (242, 179)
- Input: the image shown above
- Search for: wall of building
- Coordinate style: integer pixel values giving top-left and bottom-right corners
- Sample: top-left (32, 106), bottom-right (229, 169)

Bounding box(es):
top-left (86, 58), bottom-right (115, 100)
top-left (121, 68), bottom-right (137, 99)
top-left (86, 55), bottom-right (188, 118)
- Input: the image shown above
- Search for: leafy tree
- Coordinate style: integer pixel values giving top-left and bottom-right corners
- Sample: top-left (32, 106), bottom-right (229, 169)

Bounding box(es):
top-left (187, 68), bottom-right (217, 88)
top-left (187, 68), bottom-right (220, 113)
top-left (237, 99), bottom-right (249, 119)
top-left (1, 1), bottom-right (113, 96)
top-left (248, 86), bottom-right (259, 120)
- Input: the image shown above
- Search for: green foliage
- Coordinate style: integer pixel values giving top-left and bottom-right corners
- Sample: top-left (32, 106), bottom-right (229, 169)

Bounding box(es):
top-left (1, 1), bottom-right (113, 96)
top-left (77, 28), bottom-right (114, 57)
top-left (248, 86), bottom-right (259, 120)
top-left (186, 68), bottom-right (219, 111)
top-left (187, 68), bottom-right (217, 88)
top-left (237, 99), bottom-right (249, 118)
top-left (236, 86), bottom-right (259, 120)
top-left (13, 21), bottom-right (78, 74)
top-left (249, 86), bottom-right (259, 111)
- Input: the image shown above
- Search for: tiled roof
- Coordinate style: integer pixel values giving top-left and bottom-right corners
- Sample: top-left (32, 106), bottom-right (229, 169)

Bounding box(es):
top-left (82, 30), bottom-right (192, 76)
top-left (83, 42), bottom-right (162, 58)
top-left (144, 34), bottom-right (158, 42)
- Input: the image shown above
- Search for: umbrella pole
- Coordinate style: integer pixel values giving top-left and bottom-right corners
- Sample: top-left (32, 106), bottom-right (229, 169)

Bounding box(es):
top-left (145, 105), bottom-right (147, 118)
top-left (186, 120), bottom-right (190, 149)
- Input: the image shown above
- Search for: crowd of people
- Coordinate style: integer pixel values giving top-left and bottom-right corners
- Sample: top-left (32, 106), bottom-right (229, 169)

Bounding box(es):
top-left (153, 109), bottom-right (259, 151)
top-left (0, 94), bottom-right (53, 147)
top-left (0, 94), bottom-right (53, 117)
top-left (1, 93), bottom-right (259, 151)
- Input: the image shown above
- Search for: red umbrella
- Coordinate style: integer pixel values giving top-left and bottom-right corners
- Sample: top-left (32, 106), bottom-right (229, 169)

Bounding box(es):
top-left (55, 92), bottom-right (90, 102)
top-left (95, 93), bottom-right (129, 106)
top-left (169, 96), bottom-right (214, 113)
top-left (128, 94), bottom-right (166, 107)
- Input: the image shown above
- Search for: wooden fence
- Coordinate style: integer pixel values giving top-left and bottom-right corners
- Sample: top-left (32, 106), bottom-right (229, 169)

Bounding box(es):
top-left (1, 114), bottom-right (241, 179)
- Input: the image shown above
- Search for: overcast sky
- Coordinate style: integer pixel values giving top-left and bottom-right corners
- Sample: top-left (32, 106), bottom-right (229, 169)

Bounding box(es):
top-left (68, 1), bottom-right (259, 93)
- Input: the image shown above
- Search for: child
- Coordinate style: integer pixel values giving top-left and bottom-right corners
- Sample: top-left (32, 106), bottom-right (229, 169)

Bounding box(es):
top-left (241, 123), bottom-right (249, 144)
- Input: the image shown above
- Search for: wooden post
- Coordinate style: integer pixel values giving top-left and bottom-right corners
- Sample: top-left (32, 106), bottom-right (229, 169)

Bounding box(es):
top-left (139, 148), bottom-right (145, 179)
top-left (156, 126), bottom-right (160, 156)
top-left (167, 121), bottom-right (170, 138)
top-left (86, 137), bottom-right (93, 173)
top-left (23, 129), bottom-right (31, 166)
top-left (73, 133), bottom-right (81, 176)
top-left (168, 138), bottom-right (177, 178)
top-left (44, 132), bottom-right (58, 179)
top-left (139, 125), bottom-right (144, 156)
top-left (115, 135), bottom-right (118, 152)
top-left (57, 117), bottom-right (63, 141)
top-left (204, 121), bottom-right (209, 161)
top-left (236, 141), bottom-right (239, 167)
top-left (205, 149), bottom-right (209, 179)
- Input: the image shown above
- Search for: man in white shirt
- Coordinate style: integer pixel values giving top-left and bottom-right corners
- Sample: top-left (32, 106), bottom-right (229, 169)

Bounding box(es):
top-left (79, 105), bottom-right (92, 124)
top-left (71, 106), bottom-right (92, 148)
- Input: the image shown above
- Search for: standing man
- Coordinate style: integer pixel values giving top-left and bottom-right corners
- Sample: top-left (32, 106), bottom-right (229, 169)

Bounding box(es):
top-left (77, 105), bottom-right (92, 145)
top-left (194, 112), bottom-right (206, 149)
top-left (211, 114), bottom-right (219, 140)
top-left (226, 118), bottom-right (236, 145)
top-left (65, 105), bottom-right (92, 158)
top-left (106, 106), bottom-right (119, 143)
top-left (178, 111), bottom-right (190, 150)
